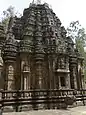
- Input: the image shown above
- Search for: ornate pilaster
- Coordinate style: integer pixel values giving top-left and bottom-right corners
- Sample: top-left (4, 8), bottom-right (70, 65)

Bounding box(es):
top-left (69, 56), bottom-right (77, 89)
top-left (65, 57), bottom-right (71, 89)
top-left (77, 57), bottom-right (84, 89)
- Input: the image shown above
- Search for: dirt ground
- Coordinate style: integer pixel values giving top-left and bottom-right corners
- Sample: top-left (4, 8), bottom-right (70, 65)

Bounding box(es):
top-left (3, 106), bottom-right (86, 115)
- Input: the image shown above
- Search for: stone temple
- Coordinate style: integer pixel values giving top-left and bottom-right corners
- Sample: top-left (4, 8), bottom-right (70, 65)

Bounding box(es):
top-left (0, 1), bottom-right (85, 91)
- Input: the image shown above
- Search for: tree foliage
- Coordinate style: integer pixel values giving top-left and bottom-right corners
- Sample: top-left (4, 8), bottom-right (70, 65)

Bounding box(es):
top-left (67, 21), bottom-right (86, 80)
top-left (67, 21), bottom-right (86, 55)
top-left (0, 6), bottom-right (21, 32)
top-left (1, 6), bottom-right (15, 32)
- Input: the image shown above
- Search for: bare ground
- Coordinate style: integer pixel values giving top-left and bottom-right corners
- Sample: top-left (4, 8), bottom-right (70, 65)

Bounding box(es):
top-left (3, 106), bottom-right (86, 115)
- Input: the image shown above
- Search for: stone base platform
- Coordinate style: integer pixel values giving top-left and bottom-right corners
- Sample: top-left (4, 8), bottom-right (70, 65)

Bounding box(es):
top-left (3, 106), bottom-right (86, 115)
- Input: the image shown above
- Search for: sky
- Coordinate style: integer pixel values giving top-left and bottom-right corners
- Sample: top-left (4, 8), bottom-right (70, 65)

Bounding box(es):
top-left (0, 0), bottom-right (86, 30)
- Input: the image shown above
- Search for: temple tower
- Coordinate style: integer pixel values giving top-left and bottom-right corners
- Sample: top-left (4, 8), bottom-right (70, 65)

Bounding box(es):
top-left (1, 2), bottom-right (84, 90)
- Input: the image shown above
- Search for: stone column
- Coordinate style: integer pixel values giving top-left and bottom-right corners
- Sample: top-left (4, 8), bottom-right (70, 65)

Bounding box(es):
top-left (69, 57), bottom-right (77, 89)
top-left (48, 55), bottom-right (54, 89)
top-left (66, 57), bottom-right (71, 89)
top-left (35, 57), bottom-right (44, 89)
top-left (58, 75), bottom-right (61, 89)
top-left (65, 73), bottom-right (71, 89)
top-left (7, 62), bottom-right (16, 90)
top-left (34, 54), bottom-right (44, 109)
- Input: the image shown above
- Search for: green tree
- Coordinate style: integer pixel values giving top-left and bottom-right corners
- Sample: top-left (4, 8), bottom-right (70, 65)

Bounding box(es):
top-left (67, 21), bottom-right (86, 80)
top-left (0, 6), bottom-right (21, 32)
top-left (67, 21), bottom-right (86, 55)
top-left (1, 6), bottom-right (15, 32)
